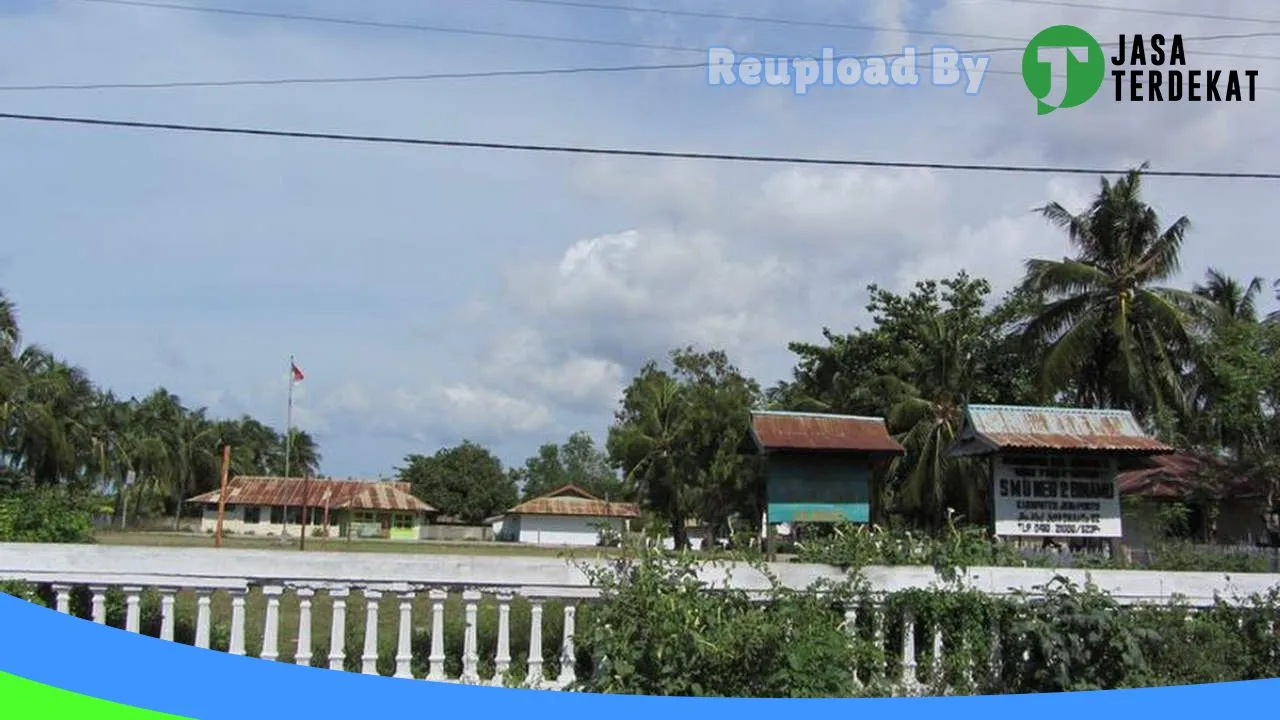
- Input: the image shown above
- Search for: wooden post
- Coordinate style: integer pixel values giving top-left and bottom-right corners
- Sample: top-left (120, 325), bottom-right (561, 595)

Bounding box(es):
top-left (988, 455), bottom-right (997, 537)
top-left (215, 444), bottom-right (231, 548)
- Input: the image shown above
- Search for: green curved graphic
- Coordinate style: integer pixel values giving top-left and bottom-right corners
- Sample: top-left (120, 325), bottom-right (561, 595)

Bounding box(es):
top-left (0, 670), bottom-right (192, 718)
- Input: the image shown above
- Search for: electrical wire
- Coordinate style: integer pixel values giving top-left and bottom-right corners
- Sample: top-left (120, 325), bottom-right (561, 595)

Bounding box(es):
top-left (987, 0), bottom-right (1280, 27)
top-left (9, 2), bottom-right (1280, 93)
top-left (497, 0), bottom-right (1280, 58)
top-left (62, 0), bottom-right (1280, 62)
top-left (0, 110), bottom-right (1276, 179)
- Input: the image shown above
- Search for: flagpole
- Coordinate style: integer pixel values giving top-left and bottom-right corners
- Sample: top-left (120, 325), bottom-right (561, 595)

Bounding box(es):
top-left (285, 355), bottom-right (294, 482)
top-left (284, 355), bottom-right (295, 543)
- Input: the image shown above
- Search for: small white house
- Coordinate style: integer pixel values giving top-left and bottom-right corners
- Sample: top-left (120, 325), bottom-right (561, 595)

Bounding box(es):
top-left (488, 485), bottom-right (640, 547)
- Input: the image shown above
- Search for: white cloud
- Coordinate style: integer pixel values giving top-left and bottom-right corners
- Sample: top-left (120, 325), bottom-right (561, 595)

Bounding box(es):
top-left (436, 385), bottom-right (555, 434)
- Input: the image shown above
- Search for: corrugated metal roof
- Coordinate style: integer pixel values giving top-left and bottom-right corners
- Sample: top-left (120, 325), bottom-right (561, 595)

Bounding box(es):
top-left (187, 476), bottom-right (436, 513)
top-left (955, 404), bottom-right (1173, 454)
top-left (341, 484), bottom-right (436, 512)
top-left (750, 411), bottom-right (905, 454)
top-left (1118, 453), bottom-right (1265, 500)
top-left (504, 484), bottom-right (640, 519)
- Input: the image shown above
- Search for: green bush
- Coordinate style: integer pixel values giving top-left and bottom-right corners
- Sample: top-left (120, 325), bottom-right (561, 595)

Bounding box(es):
top-left (796, 521), bottom-right (1277, 575)
top-left (571, 547), bottom-right (1280, 696)
top-left (576, 545), bottom-right (866, 697)
top-left (0, 482), bottom-right (94, 544)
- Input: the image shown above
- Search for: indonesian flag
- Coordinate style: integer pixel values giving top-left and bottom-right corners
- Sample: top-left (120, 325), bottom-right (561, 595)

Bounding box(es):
top-left (291, 361), bottom-right (305, 383)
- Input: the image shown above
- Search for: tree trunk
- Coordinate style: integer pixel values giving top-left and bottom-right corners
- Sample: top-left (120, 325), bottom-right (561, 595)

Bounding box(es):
top-left (670, 517), bottom-right (689, 550)
top-left (171, 477), bottom-right (184, 532)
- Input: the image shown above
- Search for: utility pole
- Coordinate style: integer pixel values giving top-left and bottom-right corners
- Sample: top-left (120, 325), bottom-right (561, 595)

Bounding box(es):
top-left (215, 444), bottom-right (231, 548)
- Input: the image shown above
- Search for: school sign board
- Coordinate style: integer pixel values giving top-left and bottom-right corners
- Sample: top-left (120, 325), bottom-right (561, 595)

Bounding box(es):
top-left (992, 456), bottom-right (1122, 538)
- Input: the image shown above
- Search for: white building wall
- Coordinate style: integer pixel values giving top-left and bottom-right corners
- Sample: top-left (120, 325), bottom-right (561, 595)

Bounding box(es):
top-left (198, 505), bottom-right (337, 537)
top-left (513, 515), bottom-right (625, 546)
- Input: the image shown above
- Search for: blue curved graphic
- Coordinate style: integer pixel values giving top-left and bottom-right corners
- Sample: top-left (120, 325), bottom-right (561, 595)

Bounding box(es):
top-left (0, 591), bottom-right (1277, 716)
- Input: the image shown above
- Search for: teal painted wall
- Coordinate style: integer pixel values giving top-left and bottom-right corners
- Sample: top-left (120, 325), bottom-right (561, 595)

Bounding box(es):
top-left (765, 453), bottom-right (872, 524)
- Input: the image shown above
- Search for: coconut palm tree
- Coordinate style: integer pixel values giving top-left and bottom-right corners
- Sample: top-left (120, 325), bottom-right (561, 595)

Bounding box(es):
top-left (1019, 164), bottom-right (1216, 420)
top-left (1194, 268), bottom-right (1264, 324)
top-left (607, 366), bottom-right (692, 548)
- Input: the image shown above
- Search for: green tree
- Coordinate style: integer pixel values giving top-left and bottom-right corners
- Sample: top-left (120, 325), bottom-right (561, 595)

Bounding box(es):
top-left (773, 273), bottom-right (1041, 528)
top-left (514, 431), bottom-right (630, 501)
top-left (1194, 268), bottom-right (1264, 324)
top-left (277, 428), bottom-right (321, 478)
top-left (607, 348), bottom-right (761, 547)
top-left (0, 288), bottom-right (321, 532)
top-left (397, 441), bottom-right (518, 523)
top-left (1018, 165), bottom-right (1215, 419)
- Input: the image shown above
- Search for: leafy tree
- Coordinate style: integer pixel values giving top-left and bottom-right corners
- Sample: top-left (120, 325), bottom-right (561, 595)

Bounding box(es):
top-left (607, 348), bottom-right (761, 548)
top-left (1018, 164), bottom-right (1215, 420)
top-left (0, 288), bottom-right (320, 533)
top-left (397, 441), bottom-right (518, 523)
top-left (278, 428), bottom-right (321, 478)
top-left (514, 431), bottom-right (630, 502)
top-left (773, 273), bottom-right (1041, 528)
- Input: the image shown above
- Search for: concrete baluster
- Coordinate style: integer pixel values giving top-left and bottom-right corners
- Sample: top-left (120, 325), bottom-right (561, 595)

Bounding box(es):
top-left (261, 585), bottom-right (283, 661)
top-left (361, 590), bottom-right (381, 675)
top-left (492, 593), bottom-right (513, 686)
top-left (194, 592), bottom-right (212, 649)
top-left (159, 590), bottom-right (176, 642)
top-left (427, 589), bottom-right (447, 681)
top-left (526, 599), bottom-right (544, 688)
top-left (557, 604), bottom-right (577, 688)
top-left (295, 589), bottom-right (314, 667)
top-left (394, 591), bottom-right (414, 679)
top-left (228, 589), bottom-right (247, 656)
top-left (123, 587), bottom-right (142, 634)
top-left (89, 585), bottom-right (107, 625)
top-left (461, 590), bottom-right (481, 683)
top-left (328, 588), bottom-right (349, 671)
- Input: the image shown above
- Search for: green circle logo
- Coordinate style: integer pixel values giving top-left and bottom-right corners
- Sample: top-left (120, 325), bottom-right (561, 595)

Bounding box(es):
top-left (1022, 25), bottom-right (1105, 115)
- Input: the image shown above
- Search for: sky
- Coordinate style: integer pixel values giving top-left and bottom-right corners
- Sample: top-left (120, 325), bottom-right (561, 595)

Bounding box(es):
top-left (1, 0), bottom-right (1277, 479)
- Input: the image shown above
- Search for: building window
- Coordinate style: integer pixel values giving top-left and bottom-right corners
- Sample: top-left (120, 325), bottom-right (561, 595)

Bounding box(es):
top-left (270, 507), bottom-right (284, 524)
top-left (393, 513), bottom-right (414, 529)
top-left (309, 508), bottom-right (324, 525)
top-left (285, 507), bottom-right (302, 525)
top-left (243, 507), bottom-right (261, 524)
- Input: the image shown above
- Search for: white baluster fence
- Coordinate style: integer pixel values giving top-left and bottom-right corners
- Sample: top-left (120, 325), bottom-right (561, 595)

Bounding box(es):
top-left (3, 543), bottom-right (1279, 694)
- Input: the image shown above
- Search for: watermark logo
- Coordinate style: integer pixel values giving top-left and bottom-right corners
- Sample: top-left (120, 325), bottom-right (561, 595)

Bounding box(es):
top-left (707, 47), bottom-right (990, 95)
top-left (1023, 28), bottom-right (1260, 113)
top-left (1021, 25), bottom-right (1105, 115)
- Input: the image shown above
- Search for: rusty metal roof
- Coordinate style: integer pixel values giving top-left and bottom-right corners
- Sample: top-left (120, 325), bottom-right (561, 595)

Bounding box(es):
top-left (1118, 453), bottom-right (1265, 500)
top-left (749, 411), bottom-right (905, 454)
top-left (503, 484), bottom-right (640, 519)
top-left (949, 404), bottom-right (1174, 456)
top-left (186, 476), bottom-right (436, 513)
top-left (340, 484), bottom-right (436, 512)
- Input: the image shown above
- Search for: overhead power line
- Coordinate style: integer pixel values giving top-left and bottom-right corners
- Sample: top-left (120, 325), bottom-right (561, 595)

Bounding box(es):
top-left (4, 58), bottom-right (1278, 93)
top-left (500, 0), bottom-right (1280, 38)
top-left (12, 2), bottom-right (1280, 93)
top-left (0, 61), bottom-right (709, 91)
top-left (987, 0), bottom-right (1280, 27)
top-left (64, 0), bottom-right (1280, 62)
top-left (1, 110), bottom-right (1277, 180)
